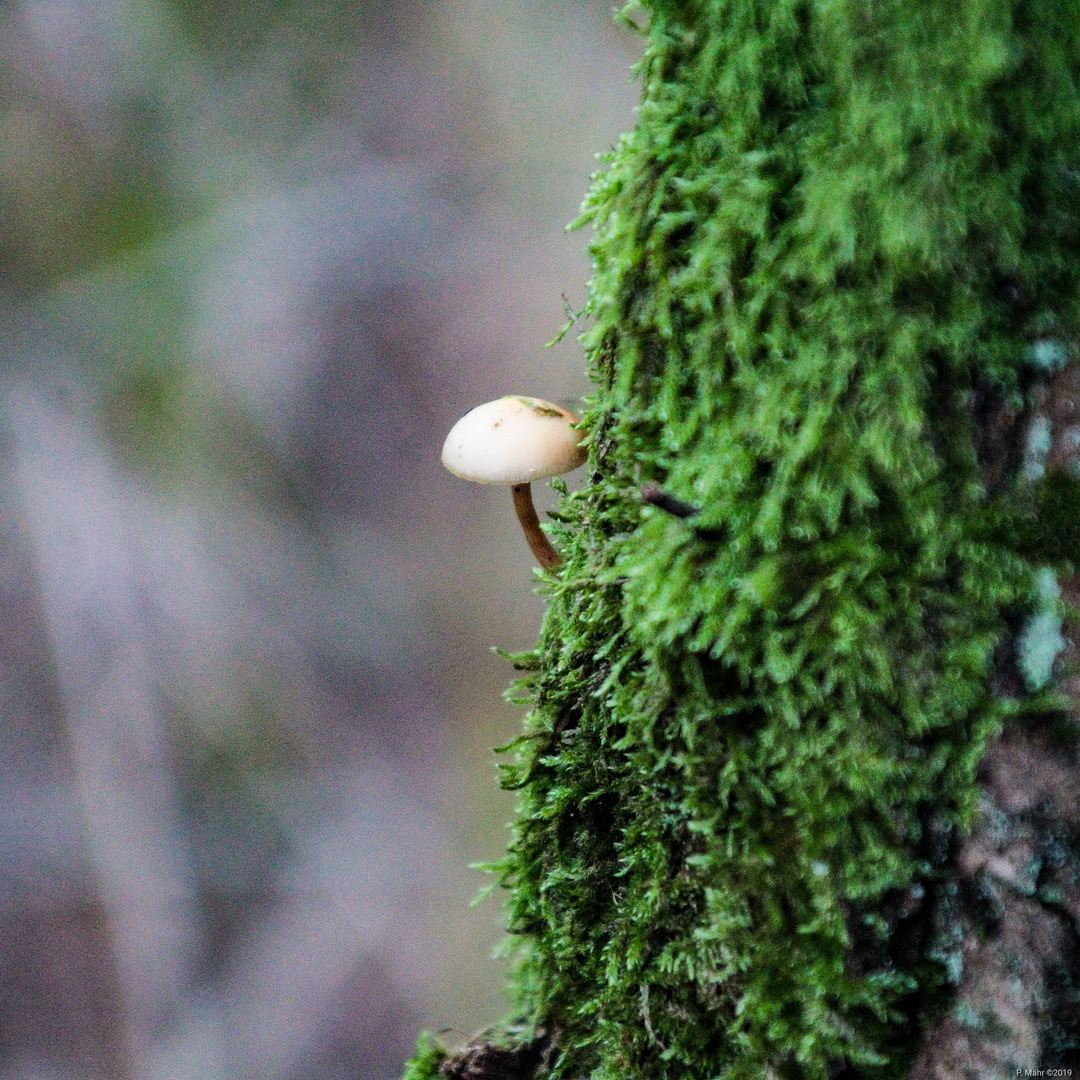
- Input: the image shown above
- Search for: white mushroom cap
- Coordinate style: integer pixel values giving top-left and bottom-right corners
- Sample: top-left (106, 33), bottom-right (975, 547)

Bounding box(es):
top-left (441, 396), bottom-right (586, 484)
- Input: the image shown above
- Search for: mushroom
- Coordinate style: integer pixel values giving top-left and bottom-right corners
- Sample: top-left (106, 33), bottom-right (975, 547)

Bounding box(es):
top-left (441, 395), bottom-right (586, 569)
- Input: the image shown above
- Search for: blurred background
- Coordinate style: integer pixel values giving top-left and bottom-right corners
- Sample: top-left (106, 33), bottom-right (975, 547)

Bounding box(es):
top-left (0, 2), bottom-right (639, 1078)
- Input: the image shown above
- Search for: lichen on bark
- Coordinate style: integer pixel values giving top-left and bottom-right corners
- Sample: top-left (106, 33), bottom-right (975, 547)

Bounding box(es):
top-left (408, 1), bottom-right (1080, 1077)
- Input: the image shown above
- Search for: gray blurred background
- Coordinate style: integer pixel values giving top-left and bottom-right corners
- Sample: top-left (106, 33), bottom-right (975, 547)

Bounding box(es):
top-left (0, 3), bottom-right (638, 1078)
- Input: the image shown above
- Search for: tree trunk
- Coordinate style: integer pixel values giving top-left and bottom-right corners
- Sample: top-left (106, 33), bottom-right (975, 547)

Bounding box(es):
top-left (410, 2), bottom-right (1080, 1076)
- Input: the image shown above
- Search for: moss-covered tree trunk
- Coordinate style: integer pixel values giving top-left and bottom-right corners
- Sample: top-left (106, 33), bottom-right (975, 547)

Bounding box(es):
top-left (412, 1), bottom-right (1080, 1076)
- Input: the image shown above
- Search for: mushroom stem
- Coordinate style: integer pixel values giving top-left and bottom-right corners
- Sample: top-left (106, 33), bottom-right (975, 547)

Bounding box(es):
top-left (511, 482), bottom-right (561, 569)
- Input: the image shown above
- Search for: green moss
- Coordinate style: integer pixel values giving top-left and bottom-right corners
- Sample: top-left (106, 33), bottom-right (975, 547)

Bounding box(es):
top-left (479, 1), bottom-right (1080, 1078)
top-left (401, 1034), bottom-right (448, 1080)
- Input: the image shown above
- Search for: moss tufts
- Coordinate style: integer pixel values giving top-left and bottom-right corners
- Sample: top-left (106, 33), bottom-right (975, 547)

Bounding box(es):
top-left (402, 1034), bottom-right (449, 1080)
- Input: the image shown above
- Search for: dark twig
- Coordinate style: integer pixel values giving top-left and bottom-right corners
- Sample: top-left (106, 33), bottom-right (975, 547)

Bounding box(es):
top-left (641, 484), bottom-right (701, 519)
top-left (641, 484), bottom-right (726, 541)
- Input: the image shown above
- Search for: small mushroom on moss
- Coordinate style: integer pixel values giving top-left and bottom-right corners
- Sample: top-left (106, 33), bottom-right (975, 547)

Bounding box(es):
top-left (441, 395), bottom-right (586, 569)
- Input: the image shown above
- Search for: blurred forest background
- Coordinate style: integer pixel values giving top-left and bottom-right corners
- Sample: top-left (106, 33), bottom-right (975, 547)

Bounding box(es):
top-left (0, 2), bottom-right (639, 1078)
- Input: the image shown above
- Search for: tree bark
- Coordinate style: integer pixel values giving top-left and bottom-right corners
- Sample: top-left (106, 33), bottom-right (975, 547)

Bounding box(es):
top-left (408, 2), bottom-right (1080, 1076)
